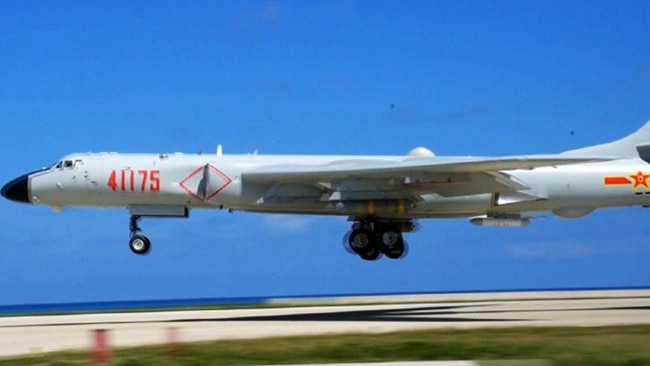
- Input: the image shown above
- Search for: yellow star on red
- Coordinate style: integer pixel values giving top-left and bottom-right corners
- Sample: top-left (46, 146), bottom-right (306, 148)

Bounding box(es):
top-left (629, 171), bottom-right (650, 189)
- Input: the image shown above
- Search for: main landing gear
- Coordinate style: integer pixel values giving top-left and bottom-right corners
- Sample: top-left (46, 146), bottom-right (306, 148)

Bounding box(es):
top-left (348, 221), bottom-right (406, 261)
top-left (129, 215), bottom-right (151, 255)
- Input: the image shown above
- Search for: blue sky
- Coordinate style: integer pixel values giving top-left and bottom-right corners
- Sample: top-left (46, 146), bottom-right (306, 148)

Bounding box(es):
top-left (1, 1), bottom-right (649, 305)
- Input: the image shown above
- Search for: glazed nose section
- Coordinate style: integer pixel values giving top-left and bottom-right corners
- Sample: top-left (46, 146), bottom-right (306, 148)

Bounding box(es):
top-left (1, 174), bottom-right (30, 203)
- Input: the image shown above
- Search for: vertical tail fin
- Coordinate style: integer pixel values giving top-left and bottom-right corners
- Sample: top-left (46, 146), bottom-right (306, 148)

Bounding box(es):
top-left (563, 121), bottom-right (650, 159)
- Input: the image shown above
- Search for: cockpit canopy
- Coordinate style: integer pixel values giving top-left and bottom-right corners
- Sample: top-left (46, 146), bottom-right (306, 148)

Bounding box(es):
top-left (54, 159), bottom-right (83, 169)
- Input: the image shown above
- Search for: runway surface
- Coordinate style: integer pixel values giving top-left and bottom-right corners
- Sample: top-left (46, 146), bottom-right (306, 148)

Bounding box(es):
top-left (1, 289), bottom-right (649, 357)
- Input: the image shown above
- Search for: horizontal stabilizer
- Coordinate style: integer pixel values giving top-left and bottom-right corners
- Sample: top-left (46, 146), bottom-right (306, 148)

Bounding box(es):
top-left (636, 143), bottom-right (650, 163)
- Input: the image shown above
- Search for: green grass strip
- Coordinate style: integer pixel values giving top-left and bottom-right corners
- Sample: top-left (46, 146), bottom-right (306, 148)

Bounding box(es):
top-left (2, 325), bottom-right (649, 366)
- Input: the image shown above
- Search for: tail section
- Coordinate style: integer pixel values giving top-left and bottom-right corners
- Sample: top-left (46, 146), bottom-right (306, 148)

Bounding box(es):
top-left (563, 120), bottom-right (650, 159)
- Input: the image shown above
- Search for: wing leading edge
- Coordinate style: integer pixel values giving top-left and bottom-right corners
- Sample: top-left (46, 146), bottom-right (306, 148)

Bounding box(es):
top-left (243, 155), bottom-right (609, 198)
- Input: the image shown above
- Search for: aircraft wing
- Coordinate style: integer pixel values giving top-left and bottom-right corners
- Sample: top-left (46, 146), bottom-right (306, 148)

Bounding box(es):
top-left (243, 155), bottom-right (610, 198)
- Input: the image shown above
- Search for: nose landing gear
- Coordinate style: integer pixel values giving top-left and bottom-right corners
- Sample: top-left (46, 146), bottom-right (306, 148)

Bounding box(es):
top-left (129, 215), bottom-right (151, 255)
top-left (124, 205), bottom-right (189, 255)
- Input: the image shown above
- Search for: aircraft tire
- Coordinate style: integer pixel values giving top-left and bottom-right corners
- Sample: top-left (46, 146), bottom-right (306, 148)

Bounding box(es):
top-left (349, 229), bottom-right (381, 260)
top-left (383, 239), bottom-right (405, 259)
top-left (359, 246), bottom-right (381, 261)
top-left (129, 235), bottom-right (151, 255)
top-left (378, 228), bottom-right (405, 259)
top-left (348, 229), bottom-right (374, 254)
top-left (378, 228), bottom-right (401, 247)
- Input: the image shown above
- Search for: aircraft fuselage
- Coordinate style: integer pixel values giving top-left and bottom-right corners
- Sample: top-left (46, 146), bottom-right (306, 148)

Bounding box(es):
top-left (4, 121), bottom-right (650, 260)
top-left (14, 152), bottom-right (650, 218)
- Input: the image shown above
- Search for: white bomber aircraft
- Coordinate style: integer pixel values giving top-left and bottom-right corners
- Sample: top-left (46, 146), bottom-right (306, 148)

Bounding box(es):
top-left (4, 121), bottom-right (650, 260)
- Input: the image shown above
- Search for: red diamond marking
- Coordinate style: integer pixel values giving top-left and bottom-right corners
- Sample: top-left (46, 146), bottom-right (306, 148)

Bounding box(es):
top-left (180, 164), bottom-right (232, 201)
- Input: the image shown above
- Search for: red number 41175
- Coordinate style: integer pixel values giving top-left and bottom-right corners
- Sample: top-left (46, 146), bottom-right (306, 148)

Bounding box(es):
top-left (107, 170), bottom-right (160, 192)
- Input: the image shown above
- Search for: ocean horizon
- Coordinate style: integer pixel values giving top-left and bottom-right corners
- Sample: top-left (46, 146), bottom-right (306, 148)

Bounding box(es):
top-left (1, 286), bottom-right (647, 315)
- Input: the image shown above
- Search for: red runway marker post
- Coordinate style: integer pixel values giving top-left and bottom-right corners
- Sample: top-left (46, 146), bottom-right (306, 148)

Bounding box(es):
top-left (166, 326), bottom-right (179, 359)
top-left (91, 329), bottom-right (112, 364)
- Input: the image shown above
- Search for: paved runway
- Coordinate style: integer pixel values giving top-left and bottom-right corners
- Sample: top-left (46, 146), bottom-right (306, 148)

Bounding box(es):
top-left (1, 289), bottom-right (649, 357)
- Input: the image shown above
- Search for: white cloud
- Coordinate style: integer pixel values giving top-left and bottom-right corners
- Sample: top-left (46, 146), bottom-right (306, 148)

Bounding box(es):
top-left (253, 2), bottom-right (283, 24)
top-left (509, 240), bottom-right (596, 259)
top-left (263, 215), bottom-right (312, 234)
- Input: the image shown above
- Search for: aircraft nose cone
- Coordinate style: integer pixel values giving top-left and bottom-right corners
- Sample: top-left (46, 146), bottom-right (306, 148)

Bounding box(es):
top-left (1, 174), bottom-right (30, 203)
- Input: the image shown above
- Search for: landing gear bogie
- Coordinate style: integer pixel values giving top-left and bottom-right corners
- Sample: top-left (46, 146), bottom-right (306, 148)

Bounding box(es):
top-left (347, 221), bottom-right (408, 261)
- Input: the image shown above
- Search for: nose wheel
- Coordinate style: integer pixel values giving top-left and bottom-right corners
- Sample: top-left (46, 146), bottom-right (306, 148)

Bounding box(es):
top-left (129, 234), bottom-right (151, 255)
top-left (129, 215), bottom-right (151, 255)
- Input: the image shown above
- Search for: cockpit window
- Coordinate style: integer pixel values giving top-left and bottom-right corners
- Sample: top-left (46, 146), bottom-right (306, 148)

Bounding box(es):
top-left (54, 159), bottom-right (83, 170)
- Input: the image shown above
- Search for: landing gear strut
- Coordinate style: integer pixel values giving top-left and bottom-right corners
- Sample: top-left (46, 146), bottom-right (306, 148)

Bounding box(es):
top-left (348, 221), bottom-right (406, 261)
top-left (129, 215), bottom-right (151, 255)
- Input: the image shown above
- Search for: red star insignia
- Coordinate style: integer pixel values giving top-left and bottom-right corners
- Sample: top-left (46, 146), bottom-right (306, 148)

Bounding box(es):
top-left (629, 171), bottom-right (650, 189)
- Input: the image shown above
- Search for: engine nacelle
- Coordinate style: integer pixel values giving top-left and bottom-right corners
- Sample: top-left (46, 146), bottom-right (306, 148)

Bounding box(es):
top-left (553, 207), bottom-right (594, 219)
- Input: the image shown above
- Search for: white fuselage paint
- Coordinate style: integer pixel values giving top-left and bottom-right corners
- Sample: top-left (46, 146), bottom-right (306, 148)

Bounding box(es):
top-left (27, 152), bottom-right (650, 219)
